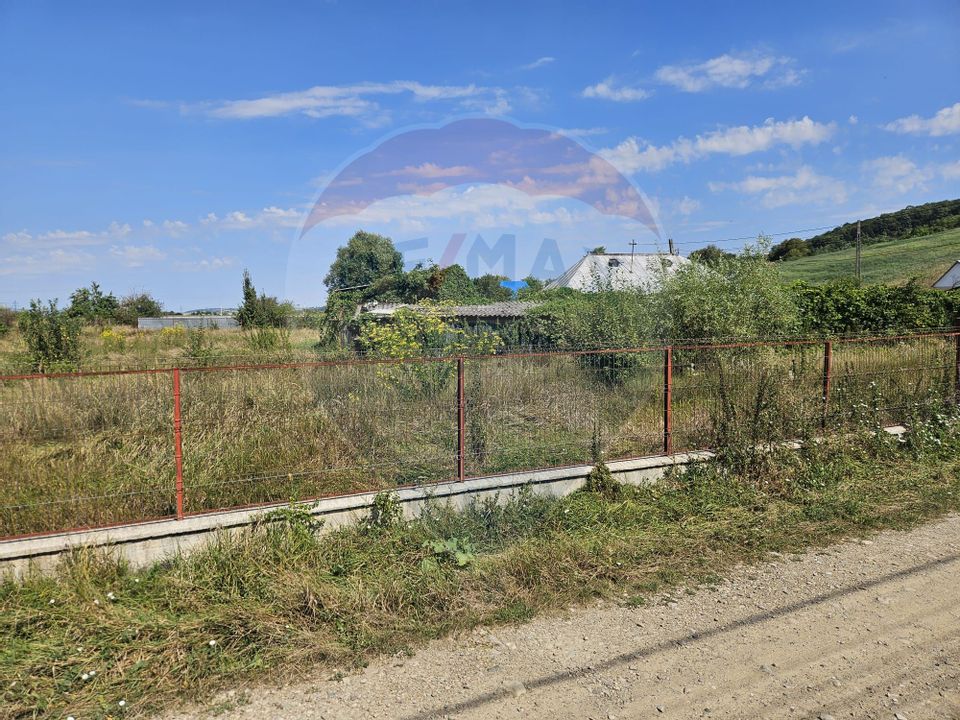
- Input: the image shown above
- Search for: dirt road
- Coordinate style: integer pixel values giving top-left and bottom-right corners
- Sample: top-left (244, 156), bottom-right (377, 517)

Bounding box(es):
top-left (174, 516), bottom-right (960, 720)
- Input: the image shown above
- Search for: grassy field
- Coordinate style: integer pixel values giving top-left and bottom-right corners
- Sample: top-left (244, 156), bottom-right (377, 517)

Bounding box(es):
top-left (2, 420), bottom-right (959, 719)
top-left (777, 227), bottom-right (960, 285)
top-left (2, 329), bottom-right (955, 538)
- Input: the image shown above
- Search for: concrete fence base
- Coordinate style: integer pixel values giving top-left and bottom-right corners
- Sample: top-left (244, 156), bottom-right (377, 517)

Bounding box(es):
top-left (0, 451), bottom-right (712, 578)
top-left (0, 425), bottom-right (907, 579)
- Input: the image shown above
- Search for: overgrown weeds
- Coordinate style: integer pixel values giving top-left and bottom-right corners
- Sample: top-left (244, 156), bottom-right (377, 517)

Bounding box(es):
top-left (2, 416), bottom-right (959, 719)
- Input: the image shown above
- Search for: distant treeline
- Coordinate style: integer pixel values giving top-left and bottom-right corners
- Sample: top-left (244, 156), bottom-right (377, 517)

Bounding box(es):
top-left (769, 198), bottom-right (960, 261)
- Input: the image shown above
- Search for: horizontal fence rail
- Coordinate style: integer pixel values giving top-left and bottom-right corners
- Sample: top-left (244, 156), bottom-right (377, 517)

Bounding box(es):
top-left (2, 331), bottom-right (959, 541)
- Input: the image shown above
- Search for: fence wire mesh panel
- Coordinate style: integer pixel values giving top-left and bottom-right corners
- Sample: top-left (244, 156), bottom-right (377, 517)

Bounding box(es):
top-left (0, 331), bottom-right (958, 541)
top-left (671, 344), bottom-right (825, 452)
top-left (830, 335), bottom-right (956, 428)
top-left (0, 372), bottom-right (174, 537)
top-left (180, 361), bottom-right (458, 514)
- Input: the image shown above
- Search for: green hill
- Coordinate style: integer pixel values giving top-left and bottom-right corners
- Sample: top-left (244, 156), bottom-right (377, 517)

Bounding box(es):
top-left (777, 227), bottom-right (960, 286)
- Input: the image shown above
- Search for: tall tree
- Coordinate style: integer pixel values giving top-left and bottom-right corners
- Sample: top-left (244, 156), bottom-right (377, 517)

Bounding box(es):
top-left (324, 231), bottom-right (404, 291)
top-left (67, 282), bottom-right (119, 324)
top-left (236, 270), bottom-right (291, 328)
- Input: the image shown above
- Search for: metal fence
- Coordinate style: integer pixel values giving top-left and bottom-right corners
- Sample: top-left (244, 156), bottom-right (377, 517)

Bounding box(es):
top-left (2, 331), bottom-right (959, 540)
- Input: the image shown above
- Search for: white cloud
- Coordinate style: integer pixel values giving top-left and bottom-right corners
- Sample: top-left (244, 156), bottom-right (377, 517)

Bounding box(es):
top-left (941, 160), bottom-right (960, 180)
top-left (161, 81), bottom-right (513, 122)
top-left (848, 115), bottom-right (859, 125)
top-left (708, 166), bottom-right (847, 208)
top-left (654, 52), bottom-right (801, 92)
top-left (863, 155), bottom-right (931, 193)
top-left (582, 77), bottom-right (650, 102)
top-left (884, 102), bottom-right (960, 137)
top-left (858, 154), bottom-right (960, 194)
top-left (309, 183), bottom-right (618, 233)
top-left (676, 196), bottom-right (701, 215)
top-left (559, 127), bottom-right (609, 139)
top-left (0, 249), bottom-right (96, 276)
top-left (200, 206), bottom-right (302, 231)
top-left (520, 56), bottom-right (555, 70)
top-left (161, 220), bottom-right (189, 236)
top-left (174, 256), bottom-right (235, 272)
top-left (601, 117), bottom-right (836, 173)
top-left (110, 244), bottom-right (167, 267)
top-left (2, 222), bottom-right (131, 249)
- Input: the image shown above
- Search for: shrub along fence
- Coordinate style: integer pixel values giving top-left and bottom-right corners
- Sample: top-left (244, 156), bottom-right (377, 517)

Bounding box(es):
top-left (1, 330), bottom-right (959, 540)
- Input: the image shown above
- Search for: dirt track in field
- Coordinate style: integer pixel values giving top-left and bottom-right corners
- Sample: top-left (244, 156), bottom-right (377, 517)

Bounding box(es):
top-left (171, 515), bottom-right (960, 720)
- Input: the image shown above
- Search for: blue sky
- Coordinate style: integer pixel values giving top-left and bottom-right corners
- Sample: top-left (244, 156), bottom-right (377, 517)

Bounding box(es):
top-left (1, 0), bottom-right (958, 309)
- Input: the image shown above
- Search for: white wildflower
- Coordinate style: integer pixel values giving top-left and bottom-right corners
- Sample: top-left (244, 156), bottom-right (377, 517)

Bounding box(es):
top-left (106, 592), bottom-right (116, 601)
top-left (48, 599), bottom-right (55, 605)
top-left (119, 699), bottom-right (127, 707)
top-left (208, 640), bottom-right (217, 647)
top-left (80, 673), bottom-right (89, 681)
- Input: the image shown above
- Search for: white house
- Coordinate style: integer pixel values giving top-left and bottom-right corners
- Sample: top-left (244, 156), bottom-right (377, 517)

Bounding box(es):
top-left (544, 252), bottom-right (689, 292)
top-left (933, 261), bottom-right (960, 290)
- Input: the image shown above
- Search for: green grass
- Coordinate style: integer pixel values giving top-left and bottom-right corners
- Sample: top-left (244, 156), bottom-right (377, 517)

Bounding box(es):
top-left (3, 416), bottom-right (960, 720)
top-left (777, 227), bottom-right (960, 285)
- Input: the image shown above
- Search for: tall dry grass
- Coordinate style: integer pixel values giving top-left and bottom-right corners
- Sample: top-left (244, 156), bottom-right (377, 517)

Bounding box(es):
top-left (1, 332), bottom-right (956, 537)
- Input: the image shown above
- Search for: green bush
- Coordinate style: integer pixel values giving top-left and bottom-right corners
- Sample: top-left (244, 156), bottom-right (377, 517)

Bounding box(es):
top-left (182, 327), bottom-right (219, 366)
top-left (66, 282), bottom-right (120, 325)
top-left (236, 270), bottom-right (293, 328)
top-left (793, 278), bottom-right (959, 335)
top-left (244, 326), bottom-right (292, 356)
top-left (18, 300), bottom-right (83, 372)
top-left (654, 244), bottom-right (800, 341)
top-left (113, 292), bottom-right (163, 326)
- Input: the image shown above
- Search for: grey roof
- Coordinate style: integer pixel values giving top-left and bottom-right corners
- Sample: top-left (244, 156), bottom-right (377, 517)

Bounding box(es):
top-left (933, 261), bottom-right (960, 290)
top-left (362, 301), bottom-right (538, 319)
top-left (545, 252), bottom-right (689, 292)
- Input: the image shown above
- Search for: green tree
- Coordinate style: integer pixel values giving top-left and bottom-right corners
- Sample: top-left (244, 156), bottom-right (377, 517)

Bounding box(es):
top-left (18, 300), bottom-right (82, 372)
top-left (689, 244), bottom-right (736, 267)
top-left (395, 263), bottom-right (444, 302)
top-left (113, 292), bottom-right (163, 326)
top-left (437, 264), bottom-right (480, 303)
top-left (236, 270), bottom-right (292, 328)
top-left (653, 241), bottom-right (800, 340)
top-left (67, 282), bottom-right (119, 324)
top-left (324, 230), bottom-right (404, 291)
top-left (472, 274), bottom-right (512, 302)
top-left (767, 237), bottom-right (812, 262)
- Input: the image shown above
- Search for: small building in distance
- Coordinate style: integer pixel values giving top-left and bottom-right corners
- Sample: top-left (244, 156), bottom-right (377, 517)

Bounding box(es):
top-left (933, 261), bottom-right (960, 290)
top-left (544, 252), bottom-right (689, 292)
top-left (138, 315), bottom-right (239, 330)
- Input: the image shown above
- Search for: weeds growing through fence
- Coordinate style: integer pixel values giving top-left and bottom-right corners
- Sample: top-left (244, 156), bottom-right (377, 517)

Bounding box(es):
top-left (1, 333), bottom-right (956, 538)
top-left (2, 406), bottom-right (959, 719)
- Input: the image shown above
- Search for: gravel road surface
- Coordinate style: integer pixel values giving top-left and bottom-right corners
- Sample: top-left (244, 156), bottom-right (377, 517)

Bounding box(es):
top-left (169, 515), bottom-right (960, 720)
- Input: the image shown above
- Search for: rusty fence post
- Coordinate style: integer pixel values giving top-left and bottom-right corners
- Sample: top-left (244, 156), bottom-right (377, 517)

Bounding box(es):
top-left (457, 356), bottom-right (466, 482)
top-left (663, 346), bottom-right (673, 455)
top-left (173, 368), bottom-right (185, 520)
top-left (821, 340), bottom-right (833, 429)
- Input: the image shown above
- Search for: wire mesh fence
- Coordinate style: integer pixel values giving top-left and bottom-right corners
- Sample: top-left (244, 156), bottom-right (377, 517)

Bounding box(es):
top-left (1, 331), bottom-right (958, 539)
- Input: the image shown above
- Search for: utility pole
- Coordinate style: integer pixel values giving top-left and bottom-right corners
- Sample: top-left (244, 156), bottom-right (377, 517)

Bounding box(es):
top-left (855, 220), bottom-right (862, 283)
top-left (628, 238), bottom-right (638, 269)
top-left (667, 238), bottom-right (676, 255)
